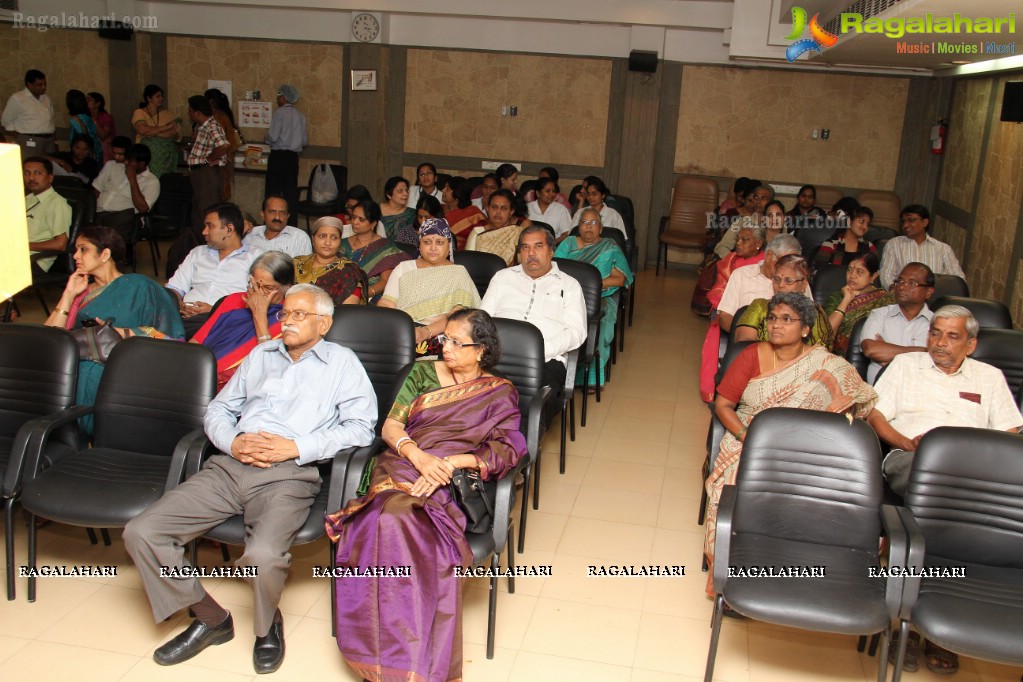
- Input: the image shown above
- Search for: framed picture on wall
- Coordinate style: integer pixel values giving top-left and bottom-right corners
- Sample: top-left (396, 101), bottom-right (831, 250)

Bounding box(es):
top-left (351, 69), bottom-right (378, 91)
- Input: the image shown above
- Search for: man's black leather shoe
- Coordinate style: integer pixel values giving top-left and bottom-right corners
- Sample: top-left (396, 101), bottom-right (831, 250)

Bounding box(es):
top-left (154, 614), bottom-right (234, 665)
top-left (253, 615), bottom-right (285, 674)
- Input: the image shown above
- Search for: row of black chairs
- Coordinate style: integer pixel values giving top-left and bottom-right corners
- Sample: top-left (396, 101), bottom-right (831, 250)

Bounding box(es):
top-left (704, 407), bottom-right (1023, 682)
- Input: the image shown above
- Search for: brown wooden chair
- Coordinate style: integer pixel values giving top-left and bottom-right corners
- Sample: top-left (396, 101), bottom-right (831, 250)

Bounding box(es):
top-left (656, 175), bottom-right (718, 275)
top-left (814, 185), bottom-right (845, 211)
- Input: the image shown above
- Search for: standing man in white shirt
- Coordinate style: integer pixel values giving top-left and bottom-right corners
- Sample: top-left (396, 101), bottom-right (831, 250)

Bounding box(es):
top-left (243, 195), bottom-right (312, 258)
top-left (480, 225), bottom-right (587, 424)
top-left (93, 140), bottom-right (161, 245)
top-left (264, 85), bottom-right (307, 219)
top-left (166, 202), bottom-right (259, 337)
top-left (2, 69), bottom-right (56, 157)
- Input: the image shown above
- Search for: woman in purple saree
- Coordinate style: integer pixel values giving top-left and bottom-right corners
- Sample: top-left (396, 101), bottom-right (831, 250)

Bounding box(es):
top-left (326, 308), bottom-right (526, 682)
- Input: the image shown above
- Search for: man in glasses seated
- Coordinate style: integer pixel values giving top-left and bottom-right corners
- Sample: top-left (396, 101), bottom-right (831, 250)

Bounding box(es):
top-left (878, 204), bottom-right (965, 289)
top-left (860, 262), bottom-right (934, 383)
top-left (124, 283), bottom-right (376, 675)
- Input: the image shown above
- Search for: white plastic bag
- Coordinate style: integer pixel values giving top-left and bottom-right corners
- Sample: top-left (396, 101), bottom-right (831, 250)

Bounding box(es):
top-left (311, 164), bottom-right (339, 204)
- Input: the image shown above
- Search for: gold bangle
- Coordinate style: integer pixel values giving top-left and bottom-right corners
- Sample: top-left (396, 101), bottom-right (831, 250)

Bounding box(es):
top-left (55, 308), bottom-right (69, 316)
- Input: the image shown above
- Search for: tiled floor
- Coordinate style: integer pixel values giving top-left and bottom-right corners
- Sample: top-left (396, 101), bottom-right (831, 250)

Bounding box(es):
top-left (2, 258), bottom-right (1021, 681)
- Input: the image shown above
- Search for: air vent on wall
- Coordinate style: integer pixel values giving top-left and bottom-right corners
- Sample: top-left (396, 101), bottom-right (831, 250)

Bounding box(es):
top-left (0, 0), bottom-right (19, 11)
top-left (822, 0), bottom-right (904, 36)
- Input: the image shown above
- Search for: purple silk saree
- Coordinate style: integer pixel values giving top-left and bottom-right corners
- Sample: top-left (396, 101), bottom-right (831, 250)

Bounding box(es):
top-left (326, 364), bottom-right (526, 682)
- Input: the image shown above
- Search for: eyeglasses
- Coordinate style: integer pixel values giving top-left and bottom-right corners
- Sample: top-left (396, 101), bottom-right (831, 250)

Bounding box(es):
top-left (771, 276), bottom-right (806, 285)
top-left (275, 310), bottom-right (325, 322)
top-left (437, 334), bottom-right (482, 349)
top-left (418, 171), bottom-right (434, 177)
top-left (580, 220), bottom-right (600, 226)
top-left (765, 314), bottom-right (801, 325)
top-left (249, 279), bottom-right (279, 296)
top-left (892, 279), bottom-right (928, 289)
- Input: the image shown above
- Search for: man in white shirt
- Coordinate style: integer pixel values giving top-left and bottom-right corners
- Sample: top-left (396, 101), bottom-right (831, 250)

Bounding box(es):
top-left (480, 225), bottom-right (587, 423)
top-left (166, 203), bottom-right (259, 337)
top-left (2, 69), bottom-right (56, 156)
top-left (93, 140), bottom-right (161, 245)
top-left (861, 263), bottom-right (934, 383)
top-left (717, 234), bottom-right (804, 331)
top-left (878, 205), bottom-right (966, 288)
top-left (243, 196), bottom-right (312, 258)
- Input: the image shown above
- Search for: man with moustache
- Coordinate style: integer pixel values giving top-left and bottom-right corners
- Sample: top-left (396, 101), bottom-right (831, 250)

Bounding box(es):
top-left (860, 262), bottom-right (935, 383)
top-left (166, 202), bottom-right (259, 337)
top-left (480, 224), bottom-right (587, 422)
top-left (2, 69), bottom-right (56, 156)
top-left (24, 156), bottom-right (72, 272)
top-left (243, 195), bottom-right (311, 257)
top-left (878, 204), bottom-right (965, 289)
top-left (125, 283), bottom-right (376, 674)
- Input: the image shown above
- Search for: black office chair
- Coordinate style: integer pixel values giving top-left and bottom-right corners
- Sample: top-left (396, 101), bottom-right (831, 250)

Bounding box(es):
top-left (52, 176), bottom-right (96, 224)
top-left (0, 325), bottom-right (79, 600)
top-left (931, 274), bottom-right (969, 299)
top-left (295, 164), bottom-right (348, 230)
top-left (128, 213), bottom-right (161, 276)
top-left (555, 258), bottom-right (602, 426)
top-left (17, 338), bottom-right (217, 601)
top-left (890, 427), bottom-right (1023, 682)
top-left (930, 295), bottom-right (1012, 329)
top-left (705, 408), bottom-right (904, 682)
top-left (565, 227), bottom-right (630, 366)
top-left (453, 251), bottom-right (506, 299)
top-left (148, 172), bottom-right (193, 240)
top-left (812, 263), bottom-right (846, 306)
top-left (491, 318), bottom-right (549, 553)
top-left (30, 196), bottom-right (83, 315)
top-left (970, 328), bottom-right (1023, 399)
top-left (846, 317), bottom-right (871, 380)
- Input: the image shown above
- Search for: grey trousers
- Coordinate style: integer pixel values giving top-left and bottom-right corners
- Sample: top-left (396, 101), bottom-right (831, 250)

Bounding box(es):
top-left (189, 165), bottom-right (221, 233)
top-left (123, 454), bottom-right (320, 636)
top-left (882, 449), bottom-right (914, 498)
top-left (15, 133), bottom-right (56, 157)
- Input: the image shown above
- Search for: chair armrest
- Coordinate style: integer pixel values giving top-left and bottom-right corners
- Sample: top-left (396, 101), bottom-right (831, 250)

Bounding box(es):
top-left (166, 428), bottom-right (211, 492)
top-left (492, 458), bottom-right (525, 554)
top-left (711, 484), bottom-right (737, 594)
top-left (184, 435), bottom-right (219, 477)
top-left (880, 503), bottom-right (908, 618)
top-left (339, 439), bottom-right (385, 508)
top-left (563, 347), bottom-right (580, 396)
top-left (14, 406), bottom-right (94, 486)
top-left (324, 445), bottom-right (359, 512)
top-left (708, 415), bottom-right (725, 470)
top-left (658, 215), bottom-right (668, 235)
top-left (895, 506), bottom-right (926, 619)
top-left (527, 386), bottom-right (551, 464)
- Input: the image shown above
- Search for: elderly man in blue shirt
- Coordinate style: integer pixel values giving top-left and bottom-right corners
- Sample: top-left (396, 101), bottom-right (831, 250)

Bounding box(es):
top-left (264, 84), bottom-right (307, 219)
top-left (124, 283), bottom-right (376, 675)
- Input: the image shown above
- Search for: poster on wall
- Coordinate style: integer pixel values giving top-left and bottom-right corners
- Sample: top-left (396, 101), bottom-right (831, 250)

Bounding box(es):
top-left (206, 79), bottom-right (233, 107)
top-left (238, 100), bottom-right (272, 128)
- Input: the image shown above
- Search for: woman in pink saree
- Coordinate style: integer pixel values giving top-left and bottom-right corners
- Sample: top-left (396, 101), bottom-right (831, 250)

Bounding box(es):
top-left (326, 308), bottom-right (526, 682)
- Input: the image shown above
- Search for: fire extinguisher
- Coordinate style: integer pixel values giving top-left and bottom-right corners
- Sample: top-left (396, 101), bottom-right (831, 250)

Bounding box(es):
top-left (930, 119), bottom-right (948, 155)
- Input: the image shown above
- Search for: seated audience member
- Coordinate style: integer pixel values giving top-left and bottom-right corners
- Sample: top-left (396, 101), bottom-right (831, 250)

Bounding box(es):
top-left (708, 226), bottom-right (766, 313)
top-left (762, 199), bottom-right (790, 242)
top-left (798, 196), bottom-right (857, 262)
top-left (24, 156), bottom-right (72, 272)
top-left (571, 177), bottom-right (627, 241)
top-left (93, 141), bottom-right (160, 245)
top-left (380, 176), bottom-right (418, 247)
top-left (878, 204), bottom-right (966, 289)
top-left (166, 202), bottom-right (260, 337)
top-left (293, 217), bottom-right (367, 306)
top-left (48, 134), bottom-right (100, 183)
top-left (480, 225), bottom-right (587, 421)
top-left (860, 262), bottom-right (934, 383)
top-left (191, 250), bottom-right (294, 389)
top-left (43, 225), bottom-right (183, 432)
top-left (124, 284), bottom-right (376, 675)
top-left (706, 292), bottom-right (877, 593)
top-left (337, 184), bottom-right (373, 223)
top-left (528, 176), bottom-right (573, 242)
top-left (734, 255), bottom-right (832, 346)
top-left (691, 178), bottom-right (758, 315)
top-left (415, 193), bottom-right (445, 231)
top-left (327, 307), bottom-right (525, 682)
top-left (713, 182), bottom-right (772, 258)
top-left (340, 199), bottom-right (412, 304)
top-left (717, 176), bottom-right (747, 216)
top-left (717, 234), bottom-right (804, 333)
top-left (379, 218), bottom-right (480, 355)
top-left (524, 166), bottom-right (572, 209)
top-left (440, 176), bottom-right (487, 250)
top-left (555, 207), bottom-right (633, 387)
top-left (824, 253), bottom-right (893, 354)
top-left (495, 163), bottom-right (519, 193)
top-left (465, 189), bottom-right (531, 266)
top-left (814, 206), bottom-right (876, 269)
top-left (407, 161), bottom-right (442, 207)
top-left (243, 195), bottom-right (312, 258)
top-left (785, 184), bottom-right (827, 223)
top-left (470, 173), bottom-right (499, 214)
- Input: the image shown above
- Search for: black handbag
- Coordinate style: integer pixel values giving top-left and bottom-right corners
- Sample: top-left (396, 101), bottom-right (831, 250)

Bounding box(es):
top-left (70, 321), bottom-right (123, 363)
top-left (449, 468), bottom-right (496, 534)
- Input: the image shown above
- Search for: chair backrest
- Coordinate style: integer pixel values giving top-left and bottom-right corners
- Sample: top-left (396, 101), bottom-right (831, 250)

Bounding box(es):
top-left (554, 258), bottom-right (601, 320)
top-left (908, 427), bottom-right (1023, 569)
top-left (970, 328), bottom-right (1023, 398)
top-left (667, 176), bottom-right (718, 237)
top-left (855, 190), bottom-right (901, 231)
top-left (931, 274), bottom-right (969, 299)
top-left (0, 325), bottom-right (78, 439)
top-left (846, 317), bottom-right (870, 380)
top-left (93, 338), bottom-right (217, 455)
top-left (614, 195), bottom-right (635, 235)
top-left (930, 296), bottom-right (1012, 329)
top-left (453, 251), bottom-right (507, 299)
top-left (716, 339), bottom-right (753, 387)
top-left (48, 197), bottom-right (85, 276)
top-left (53, 177), bottom-right (96, 225)
top-left (150, 173), bottom-right (192, 236)
top-left (734, 407), bottom-right (883, 551)
top-left (328, 305), bottom-right (417, 430)
top-left (813, 186), bottom-right (845, 211)
top-left (491, 318), bottom-right (545, 426)
top-left (726, 304), bottom-right (750, 348)
top-left (812, 264), bottom-right (846, 307)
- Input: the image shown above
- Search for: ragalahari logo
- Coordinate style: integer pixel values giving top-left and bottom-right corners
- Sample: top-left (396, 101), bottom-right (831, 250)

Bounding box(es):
top-left (785, 6), bottom-right (839, 62)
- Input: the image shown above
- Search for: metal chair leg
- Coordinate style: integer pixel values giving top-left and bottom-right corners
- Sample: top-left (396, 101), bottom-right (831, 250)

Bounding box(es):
top-left (329, 541), bottom-right (337, 637)
top-left (703, 594), bottom-right (725, 682)
top-left (486, 553), bottom-right (499, 659)
top-left (518, 465), bottom-right (530, 553)
top-left (532, 448), bottom-right (541, 511)
top-left (100, 528), bottom-right (112, 546)
top-left (220, 542), bottom-right (231, 562)
top-left (5, 498), bottom-right (15, 600)
top-left (27, 513), bottom-right (38, 602)
top-left (86, 528), bottom-right (99, 544)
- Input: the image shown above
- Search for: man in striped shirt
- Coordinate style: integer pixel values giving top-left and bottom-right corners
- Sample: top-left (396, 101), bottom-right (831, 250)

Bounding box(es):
top-left (878, 204), bottom-right (965, 289)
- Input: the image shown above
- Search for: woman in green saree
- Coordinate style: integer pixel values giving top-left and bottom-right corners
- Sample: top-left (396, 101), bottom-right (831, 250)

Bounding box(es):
top-left (132, 84), bottom-right (180, 178)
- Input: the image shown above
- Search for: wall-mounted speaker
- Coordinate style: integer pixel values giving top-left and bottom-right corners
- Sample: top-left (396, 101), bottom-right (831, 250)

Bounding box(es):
top-left (628, 50), bottom-right (658, 74)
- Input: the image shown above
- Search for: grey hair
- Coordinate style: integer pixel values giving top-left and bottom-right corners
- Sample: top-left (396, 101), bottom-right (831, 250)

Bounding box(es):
top-left (765, 233), bottom-right (800, 256)
top-left (740, 225), bottom-right (767, 245)
top-left (285, 283), bottom-right (334, 317)
top-left (250, 250), bottom-right (295, 285)
top-left (932, 305), bottom-right (979, 340)
top-left (580, 207), bottom-right (601, 224)
top-left (768, 292), bottom-right (817, 339)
